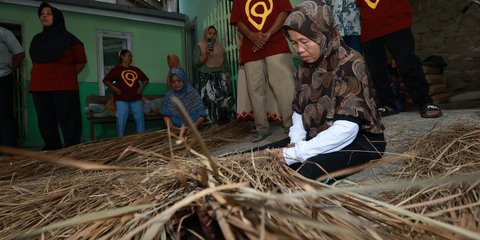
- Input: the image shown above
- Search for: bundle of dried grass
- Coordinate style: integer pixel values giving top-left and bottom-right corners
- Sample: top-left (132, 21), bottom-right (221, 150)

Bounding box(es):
top-left (0, 122), bottom-right (479, 240)
top-left (378, 124), bottom-right (480, 238)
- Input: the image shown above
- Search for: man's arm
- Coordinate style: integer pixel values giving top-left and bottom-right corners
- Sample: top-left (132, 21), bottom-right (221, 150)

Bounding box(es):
top-left (75, 63), bottom-right (86, 74)
top-left (11, 52), bottom-right (25, 73)
top-left (73, 44), bottom-right (87, 74)
top-left (262, 11), bottom-right (289, 41)
top-left (234, 21), bottom-right (266, 50)
top-left (237, 11), bottom-right (289, 51)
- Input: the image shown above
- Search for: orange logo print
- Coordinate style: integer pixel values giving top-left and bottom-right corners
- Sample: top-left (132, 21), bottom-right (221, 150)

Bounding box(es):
top-left (121, 70), bottom-right (138, 87)
top-left (363, 0), bottom-right (380, 9)
top-left (245, 0), bottom-right (273, 31)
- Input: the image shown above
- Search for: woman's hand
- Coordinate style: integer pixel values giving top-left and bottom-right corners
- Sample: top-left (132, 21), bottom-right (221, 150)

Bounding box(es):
top-left (200, 51), bottom-right (209, 64)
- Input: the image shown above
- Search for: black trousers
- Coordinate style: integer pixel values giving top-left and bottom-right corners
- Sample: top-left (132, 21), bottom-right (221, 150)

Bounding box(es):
top-left (32, 91), bottom-right (82, 150)
top-left (362, 28), bottom-right (432, 109)
top-left (296, 132), bottom-right (386, 180)
top-left (0, 74), bottom-right (18, 147)
top-left (259, 132), bottom-right (386, 180)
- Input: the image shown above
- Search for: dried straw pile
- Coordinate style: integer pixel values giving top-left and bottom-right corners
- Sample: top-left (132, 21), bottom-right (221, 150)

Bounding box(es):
top-left (0, 123), bottom-right (479, 240)
top-left (377, 124), bottom-right (480, 239)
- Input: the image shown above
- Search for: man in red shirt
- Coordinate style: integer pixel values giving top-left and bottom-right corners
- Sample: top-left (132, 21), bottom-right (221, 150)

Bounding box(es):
top-left (231, 0), bottom-right (296, 142)
top-left (357, 0), bottom-right (442, 118)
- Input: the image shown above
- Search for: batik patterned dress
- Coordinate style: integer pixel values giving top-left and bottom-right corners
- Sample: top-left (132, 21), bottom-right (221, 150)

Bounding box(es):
top-left (195, 26), bottom-right (235, 126)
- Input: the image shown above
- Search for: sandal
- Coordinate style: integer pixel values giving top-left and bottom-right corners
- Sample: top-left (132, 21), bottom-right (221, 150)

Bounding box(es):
top-left (378, 106), bottom-right (399, 117)
top-left (251, 131), bottom-right (272, 143)
top-left (420, 104), bottom-right (442, 118)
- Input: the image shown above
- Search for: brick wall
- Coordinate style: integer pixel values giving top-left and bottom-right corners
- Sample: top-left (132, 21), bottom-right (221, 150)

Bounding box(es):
top-left (411, 0), bottom-right (480, 95)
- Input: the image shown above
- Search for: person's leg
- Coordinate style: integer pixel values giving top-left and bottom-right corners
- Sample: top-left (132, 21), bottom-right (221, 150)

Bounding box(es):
top-left (0, 74), bottom-right (18, 147)
top-left (216, 71), bottom-right (235, 125)
top-left (296, 133), bottom-right (386, 180)
top-left (115, 101), bottom-right (129, 137)
top-left (32, 92), bottom-right (62, 150)
top-left (244, 59), bottom-right (269, 133)
top-left (343, 35), bottom-right (361, 52)
top-left (384, 28), bottom-right (433, 108)
top-left (265, 53), bottom-right (295, 129)
top-left (53, 91), bottom-right (82, 147)
top-left (197, 72), bottom-right (215, 124)
top-left (362, 37), bottom-right (397, 110)
top-left (130, 100), bottom-right (145, 134)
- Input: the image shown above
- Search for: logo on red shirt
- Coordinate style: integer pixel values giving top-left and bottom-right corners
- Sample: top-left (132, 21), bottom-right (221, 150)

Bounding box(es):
top-left (121, 70), bottom-right (138, 87)
top-left (245, 0), bottom-right (273, 31)
top-left (363, 0), bottom-right (380, 9)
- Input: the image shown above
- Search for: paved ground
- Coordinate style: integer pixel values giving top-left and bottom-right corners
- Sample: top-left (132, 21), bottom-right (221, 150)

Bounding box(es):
top-left (216, 107), bottom-right (480, 153)
top-left (382, 107), bottom-right (480, 151)
top-left (213, 107), bottom-right (480, 181)
top-left (352, 107), bottom-right (480, 181)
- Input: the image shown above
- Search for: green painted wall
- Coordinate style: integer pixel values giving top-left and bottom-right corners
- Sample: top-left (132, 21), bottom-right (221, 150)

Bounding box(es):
top-left (290, 0), bottom-right (304, 6)
top-left (179, 0), bottom-right (217, 42)
top-left (0, 3), bottom-right (185, 148)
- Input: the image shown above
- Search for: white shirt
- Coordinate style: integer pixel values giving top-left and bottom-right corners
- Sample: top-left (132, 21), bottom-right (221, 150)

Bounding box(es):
top-left (0, 27), bottom-right (24, 77)
top-left (283, 112), bottom-right (359, 165)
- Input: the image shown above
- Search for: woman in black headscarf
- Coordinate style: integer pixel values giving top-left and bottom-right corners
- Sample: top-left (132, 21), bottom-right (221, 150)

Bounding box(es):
top-left (29, 2), bottom-right (87, 150)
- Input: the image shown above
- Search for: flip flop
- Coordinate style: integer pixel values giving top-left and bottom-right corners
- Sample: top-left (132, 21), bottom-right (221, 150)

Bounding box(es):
top-left (378, 106), bottom-right (399, 117)
top-left (251, 131), bottom-right (272, 143)
top-left (420, 104), bottom-right (442, 118)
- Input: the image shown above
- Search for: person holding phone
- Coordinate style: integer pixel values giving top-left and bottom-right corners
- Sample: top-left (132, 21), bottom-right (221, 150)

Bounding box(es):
top-left (194, 25), bottom-right (234, 126)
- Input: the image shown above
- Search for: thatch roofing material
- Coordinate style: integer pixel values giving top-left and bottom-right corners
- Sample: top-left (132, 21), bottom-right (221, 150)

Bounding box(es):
top-left (0, 123), bottom-right (479, 239)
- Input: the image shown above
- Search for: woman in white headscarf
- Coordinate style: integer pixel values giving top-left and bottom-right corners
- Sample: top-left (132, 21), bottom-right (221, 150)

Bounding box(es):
top-left (194, 25), bottom-right (234, 126)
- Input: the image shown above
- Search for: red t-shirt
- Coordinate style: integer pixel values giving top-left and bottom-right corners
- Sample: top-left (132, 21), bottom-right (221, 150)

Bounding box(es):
top-left (230, 0), bottom-right (292, 64)
top-left (30, 43), bottom-right (87, 91)
top-left (103, 65), bottom-right (149, 101)
top-left (356, 0), bottom-right (413, 43)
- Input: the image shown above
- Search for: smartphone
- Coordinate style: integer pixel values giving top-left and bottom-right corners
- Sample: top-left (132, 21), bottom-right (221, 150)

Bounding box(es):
top-left (207, 38), bottom-right (214, 53)
top-left (207, 37), bottom-right (214, 47)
